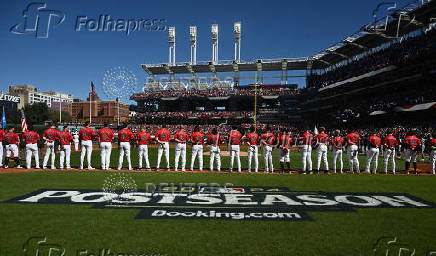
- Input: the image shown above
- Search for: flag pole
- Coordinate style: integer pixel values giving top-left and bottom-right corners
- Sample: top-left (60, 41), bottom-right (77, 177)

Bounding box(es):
top-left (117, 99), bottom-right (120, 126)
top-left (59, 101), bottom-right (62, 123)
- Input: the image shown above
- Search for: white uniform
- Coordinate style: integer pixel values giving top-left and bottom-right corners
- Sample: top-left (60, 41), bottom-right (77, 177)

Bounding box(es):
top-left (366, 147), bottom-right (380, 173)
top-left (300, 145), bottom-right (312, 172)
top-left (333, 148), bottom-right (343, 173)
top-left (229, 145), bottom-right (241, 172)
top-left (59, 144), bottom-right (71, 169)
top-left (430, 149), bottom-right (436, 174)
top-left (263, 145), bottom-right (274, 172)
top-left (316, 144), bottom-right (329, 171)
top-left (347, 145), bottom-right (360, 173)
top-left (174, 143), bottom-right (186, 171)
top-left (138, 145), bottom-right (150, 169)
top-left (118, 141), bottom-right (132, 170)
top-left (25, 143), bottom-right (39, 169)
top-left (73, 133), bottom-right (79, 151)
top-left (383, 148), bottom-right (396, 173)
top-left (404, 149), bottom-right (418, 163)
top-left (80, 140), bottom-right (93, 169)
top-left (210, 145), bottom-right (221, 171)
top-left (191, 144), bottom-right (203, 170)
top-left (100, 142), bottom-right (112, 170)
top-left (0, 142), bottom-right (3, 167)
top-left (247, 145), bottom-right (259, 172)
top-left (157, 142), bottom-right (170, 169)
top-left (279, 148), bottom-right (290, 163)
top-left (43, 141), bottom-right (56, 169)
top-left (6, 144), bottom-right (19, 158)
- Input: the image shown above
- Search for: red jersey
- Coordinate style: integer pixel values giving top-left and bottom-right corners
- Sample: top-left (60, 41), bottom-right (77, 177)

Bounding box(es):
top-left (229, 130), bottom-right (243, 145)
top-left (79, 127), bottom-right (95, 141)
top-left (316, 132), bottom-right (330, 144)
top-left (300, 132), bottom-right (313, 146)
top-left (22, 131), bottom-right (39, 144)
top-left (332, 136), bottom-right (345, 149)
top-left (5, 132), bottom-right (19, 144)
top-left (262, 132), bottom-right (276, 146)
top-left (369, 135), bottom-right (381, 148)
top-left (246, 132), bottom-right (260, 146)
top-left (118, 129), bottom-right (134, 142)
top-left (383, 135), bottom-right (398, 148)
top-left (156, 128), bottom-right (170, 142)
top-left (174, 130), bottom-right (188, 143)
top-left (207, 134), bottom-right (222, 146)
top-left (430, 139), bottom-right (436, 149)
top-left (137, 132), bottom-right (151, 145)
top-left (346, 133), bottom-right (360, 145)
top-left (279, 134), bottom-right (292, 149)
top-left (43, 128), bottom-right (60, 141)
top-left (0, 129), bottom-right (5, 142)
top-left (98, 128), bottom-right (114, 142)
top-left (59, 132), bottom-right (73, 146)
top-left (404, 135), bottom-right (421, 150)
top-left (191, 131), bottom-right (205, 144)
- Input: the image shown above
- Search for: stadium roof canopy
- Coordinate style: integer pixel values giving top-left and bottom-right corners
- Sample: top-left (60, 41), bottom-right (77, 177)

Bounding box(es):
top-left (313, 0), bottom-right (436, 68)
top-left (141, 58), bottom-right (308, 76)
top-left (141, 0), bottom-right (436, 75)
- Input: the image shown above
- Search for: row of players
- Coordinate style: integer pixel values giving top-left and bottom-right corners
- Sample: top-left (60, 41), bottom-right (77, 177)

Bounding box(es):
top-left (0, 122), bottom-right (434, 174)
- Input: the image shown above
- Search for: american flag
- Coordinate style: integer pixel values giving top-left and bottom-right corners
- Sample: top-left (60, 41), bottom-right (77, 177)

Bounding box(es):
top-left (21, 111), bottom-right (28, 132)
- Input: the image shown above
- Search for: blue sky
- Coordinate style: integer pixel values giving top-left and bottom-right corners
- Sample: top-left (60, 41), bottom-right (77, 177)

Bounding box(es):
top-left (0, 0), bottom-right (412, 103)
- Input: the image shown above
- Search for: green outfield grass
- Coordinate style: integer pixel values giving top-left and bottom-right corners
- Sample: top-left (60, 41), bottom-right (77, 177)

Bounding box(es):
top-left (0, 148), bottom-right (435, 256)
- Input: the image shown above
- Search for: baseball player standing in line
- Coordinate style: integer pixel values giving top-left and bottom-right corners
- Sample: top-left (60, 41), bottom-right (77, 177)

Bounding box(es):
top-left (429, 133), bottom-right (436, 175)
top-left (0, 128), bottom-right (5, 168)
top-left (59, 126), bottom-right (73, 169)
top-left (365, 132), bottom-right (381, 174)
top-left (174, 126), bottom-right (188, 171)
top-left (73, 130), bottom-right (80, 151)
top-left (190, 126), bottom-right (205, 171)
top-left (98, 123), bottom-right (114, 170)
top-left (261, 127), bottom-right (276, 173)
top-left (346, 130), bottom-right (361, 173)
top-left (383, 130), bottom-right (398, 174)
top-left (79, 121), bottom-right (95, 170)
top-left (278, 129), bottom-right (292, 173)
top-left (4, 127), bottom-right (21, 168)
top-left (228, 126), bottom-right (243, 173)
top-left (403, 129), bottom-right (421, 175)
top-left (246, 127), bottom-right (260, 172)
top-left (42, 122), bottom-right (60, 169)
top-left (208, 128), bottom-right (222, 172)
top-left (332, 130), bottom-right (344, 173)
top-left (156, 124), bottom-right (171, 171)
top-left (117, 125), bottom-right (134, 170)
top-left (137, 126), bottom-right (151, 170)
top-left (299, 128), bottom-right (313, 174)
top-left (315, 127), bottom-right (330, 173)
top-left (22, 125), bottom-right (40, 169)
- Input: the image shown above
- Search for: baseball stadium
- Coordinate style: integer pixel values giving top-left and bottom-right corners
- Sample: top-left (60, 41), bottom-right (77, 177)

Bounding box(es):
top-left (1, 0), bottom-right (436, 255)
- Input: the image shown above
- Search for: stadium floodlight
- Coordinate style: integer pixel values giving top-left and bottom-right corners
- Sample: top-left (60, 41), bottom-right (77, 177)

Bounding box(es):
top-left (211, 24), bottom-right (219, 64)
top-left (168, 27), bottom-right (175, 66)
top-left (234, 22), bottom-right (241, 62)
top-left (190, 26), bottom-right (197, 65)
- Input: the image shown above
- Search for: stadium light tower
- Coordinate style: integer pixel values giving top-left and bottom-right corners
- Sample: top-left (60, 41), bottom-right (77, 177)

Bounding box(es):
top-left (234, 22), bottom-right (241, 62)
top-left (211, 24), bottom-right (219, 64)
top-left (190, 26), bottom-right (197, 65)
top-left (168, 27), bottom-right (176, 66)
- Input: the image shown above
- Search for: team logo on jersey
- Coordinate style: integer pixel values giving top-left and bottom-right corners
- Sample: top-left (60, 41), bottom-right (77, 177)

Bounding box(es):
top-left (4, 186), bottom-right (435, 221)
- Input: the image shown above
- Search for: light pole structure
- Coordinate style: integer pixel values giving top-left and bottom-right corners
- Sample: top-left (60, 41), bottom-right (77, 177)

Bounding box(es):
top-left (211, 24), bottom-right (219, 64)
top-left (190, 26), bottom-right (197, 65)
top-left (168, 27), bottom-right (176, 66)
top-left (234, 22), bottom-right (241, 62)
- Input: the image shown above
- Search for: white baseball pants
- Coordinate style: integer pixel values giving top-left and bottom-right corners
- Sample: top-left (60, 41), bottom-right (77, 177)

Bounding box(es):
top-left (365, 148), bottom-right (379, 173)
top-left (43, 141), bottom-right (56, 168)
top-left (229, 145), bottom-right (241, 172)
top-left (248, 145), bottom-right (258, 172)
top-left (191, 145), bottom-right (203, 170)
top-left (138, 145), bottom-right (150, 169)
top-left (301, 145), bottom-right (312, 172)
top-left (209, 145), bottom-right (221, 171)
top-left (263, 145), bottom-right (274, 172)
top-left (347, 145), bottom-right (359, 172)
top-left (80, 140), bottom-right (93, 169)
top-left (100, 142), bottom-right (112, 170)
top-left (118, 142), bottom-right (132, 170)
top-left (157, 142), bottom-right (170, 169)
top-left (333, 149), bottom-right (343, 173)
top-left (316, 145), bottom-right (328, 171)
top-left (383, 148), bottom-right (396, 173)
top-left (25, 143), bottom-right (39, 169)
top-left (174, 143), bottom-right (186, 171)
top-left (59, 145), bottom-right (71, 169)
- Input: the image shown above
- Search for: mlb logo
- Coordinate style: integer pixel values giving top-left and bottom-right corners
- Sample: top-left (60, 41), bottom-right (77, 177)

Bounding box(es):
top-left (199, 187), bottom-right (245, 194)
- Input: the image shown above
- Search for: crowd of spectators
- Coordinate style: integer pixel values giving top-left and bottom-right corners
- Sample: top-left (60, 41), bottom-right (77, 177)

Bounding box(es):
top-left (307, 29), bottom-right (436, 89)
top-left (130, 88), bottom-right (300, 100)
top-left (135, 111), bottom-right (254, 120)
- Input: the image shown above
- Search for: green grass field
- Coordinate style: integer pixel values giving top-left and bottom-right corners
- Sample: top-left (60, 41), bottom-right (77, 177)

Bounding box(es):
top-left (0, 147), bottom-right (435, 256)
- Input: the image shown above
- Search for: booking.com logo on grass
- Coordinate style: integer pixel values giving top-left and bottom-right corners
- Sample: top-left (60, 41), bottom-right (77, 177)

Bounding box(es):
top-left (10, 2), bottom-right (167, 39)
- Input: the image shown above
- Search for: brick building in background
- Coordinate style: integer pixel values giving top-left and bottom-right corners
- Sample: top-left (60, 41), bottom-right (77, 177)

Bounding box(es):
top-left (71, 82), bottom-right (129, 123)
